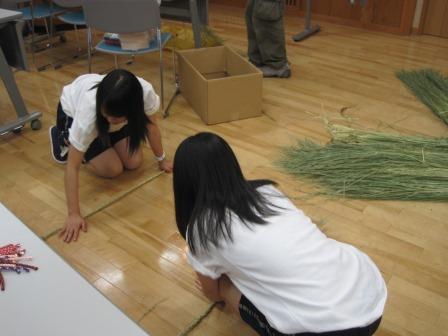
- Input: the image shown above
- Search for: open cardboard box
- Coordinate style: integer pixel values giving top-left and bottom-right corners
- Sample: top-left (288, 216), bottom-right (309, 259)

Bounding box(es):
top-left (177, 46), bottom-right (263, 125)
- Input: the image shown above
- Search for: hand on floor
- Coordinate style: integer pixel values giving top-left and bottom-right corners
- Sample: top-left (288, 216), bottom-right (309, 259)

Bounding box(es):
top-left (59, 214), bottom-right (87, 243)
top-left (159, 159), bottom-right (173, 173)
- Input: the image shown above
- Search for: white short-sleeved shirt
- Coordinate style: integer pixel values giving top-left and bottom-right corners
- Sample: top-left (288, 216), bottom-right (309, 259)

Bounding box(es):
top-left (187, 185), bottom-right (387, 334)
top-left (60, 74), bottom-right (160, 153)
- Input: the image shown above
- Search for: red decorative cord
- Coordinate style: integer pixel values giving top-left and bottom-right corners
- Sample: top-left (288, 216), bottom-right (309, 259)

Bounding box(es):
top-left (0, 243), bottom-right (38, 291)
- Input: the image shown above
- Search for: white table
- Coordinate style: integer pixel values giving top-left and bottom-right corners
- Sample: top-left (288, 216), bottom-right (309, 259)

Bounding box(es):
top-left (0, 203), bottom-right (149, 336)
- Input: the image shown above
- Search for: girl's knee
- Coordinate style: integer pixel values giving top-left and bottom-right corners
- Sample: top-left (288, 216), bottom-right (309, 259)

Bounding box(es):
top-left (108, 163), bottom-right (124, 178)
top-left (93, 162), bottom-right (124, 178)
top-left (124, 155), bottom-right (142, 170)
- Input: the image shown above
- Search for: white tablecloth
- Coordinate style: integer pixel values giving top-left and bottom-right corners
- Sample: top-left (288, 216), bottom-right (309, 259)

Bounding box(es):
top-left (0, 203), bottom-right (149, 336)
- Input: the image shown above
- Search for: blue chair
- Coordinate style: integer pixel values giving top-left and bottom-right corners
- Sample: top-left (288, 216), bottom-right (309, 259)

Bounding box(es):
top-left (52, 0), bottom-right (86, 53)
top-left (11, 1), bottom-right (65, 69)
top-left (83, 0), bottom-right (172, 112)
top-left (58, 10), bottom-right (84, 26)
top-left (16, 1), bottom-right (65, 46)
top-left (18, 1), bottom-right (64, 21)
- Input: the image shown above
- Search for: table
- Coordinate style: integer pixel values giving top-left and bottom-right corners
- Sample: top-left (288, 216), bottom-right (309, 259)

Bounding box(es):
top-left (0, 203), bottom-right (149, 336)
top-left (0, 8), bottom-right (41, 135)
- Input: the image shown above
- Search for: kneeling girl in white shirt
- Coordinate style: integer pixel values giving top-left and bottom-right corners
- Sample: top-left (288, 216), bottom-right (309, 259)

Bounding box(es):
top-left (50, 69), bottom-right (172, 243)
top-left (172, 132), bottom-right (387, 336)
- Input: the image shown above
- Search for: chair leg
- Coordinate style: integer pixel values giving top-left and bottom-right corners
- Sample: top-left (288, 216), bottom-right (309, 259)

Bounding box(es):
top-left (172, 46), bottom-right (176, 81)
top-left (29, 3), bottom-right (36, 66)
top-left (163, 47), bottom-right (180, 118)
top-left (87, 27), bottom-right (92, 73)
top-left (157, 29), bottom-right (164, 112)
top-left (189, 0), bottom-right (202, 48)
top-left (125, 54), bottom-right (135, 66)
top-left (34, 5), bottom-right (55, 71)
top-left (25, 20), bottom-right (36, 63)
top-left (172, 47), bottom-right (180, 91)
top-left (43, 17), bottom-right (52, 47)
top-left (74, 24), bottom-right (81, 53)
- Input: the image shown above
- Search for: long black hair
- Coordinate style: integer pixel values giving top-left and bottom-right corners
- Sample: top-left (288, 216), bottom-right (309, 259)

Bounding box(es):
top-left (93, 69), bottom-right (150, 154)
top-left (173, 132), bottom-right (278, 255)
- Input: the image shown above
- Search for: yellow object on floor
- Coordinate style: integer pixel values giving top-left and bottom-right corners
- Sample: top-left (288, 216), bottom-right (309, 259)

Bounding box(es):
top-left (163, 25), bottom-right (224, 50)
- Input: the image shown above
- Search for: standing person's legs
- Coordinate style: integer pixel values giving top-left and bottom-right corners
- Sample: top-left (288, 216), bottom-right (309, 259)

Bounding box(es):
top-left (251, 0), bottom-right (290, 77)
top-left (246, 0), bottom-right (263, 67)
top-left (254, 15), bottom-right (288, 69)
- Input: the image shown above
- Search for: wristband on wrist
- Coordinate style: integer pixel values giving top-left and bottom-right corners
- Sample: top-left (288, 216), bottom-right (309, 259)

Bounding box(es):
top-left (155, 151), bottom-right (166, 162)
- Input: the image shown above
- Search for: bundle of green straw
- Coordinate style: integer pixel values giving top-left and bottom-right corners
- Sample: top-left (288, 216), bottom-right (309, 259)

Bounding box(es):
top-left (277, 125), bottom-right (448, 201)
top-left (396, 69), bottom-right (448, 126)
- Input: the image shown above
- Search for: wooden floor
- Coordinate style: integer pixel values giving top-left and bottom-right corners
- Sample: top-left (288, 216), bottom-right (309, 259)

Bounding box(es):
top-left (1, 5), bottom-right (448, 335)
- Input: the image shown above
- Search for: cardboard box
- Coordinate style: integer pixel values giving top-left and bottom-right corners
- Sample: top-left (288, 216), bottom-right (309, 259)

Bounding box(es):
top-left (177, 46), bottom-right (263, 125)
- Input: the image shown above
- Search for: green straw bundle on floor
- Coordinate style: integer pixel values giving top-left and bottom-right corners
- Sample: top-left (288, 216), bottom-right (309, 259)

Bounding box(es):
top-left (277, 125), bottom-right (448, 201)
top-left (396, 69), bottom-right (448, 125)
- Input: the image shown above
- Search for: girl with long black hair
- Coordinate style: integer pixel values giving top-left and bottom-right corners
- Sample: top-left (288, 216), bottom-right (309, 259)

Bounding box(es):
top-left (173, 132), bottom-right (387, 336)
top-left (50, 69), bottom-right (172, 243)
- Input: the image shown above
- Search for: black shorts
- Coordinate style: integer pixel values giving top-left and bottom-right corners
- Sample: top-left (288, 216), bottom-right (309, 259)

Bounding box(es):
top-left (238, 295), bottom-right (382, 336)
top-left (56, 102), bottom-right (129, 162)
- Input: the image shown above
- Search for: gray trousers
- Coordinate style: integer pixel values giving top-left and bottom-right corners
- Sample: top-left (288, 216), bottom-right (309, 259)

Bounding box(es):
top-left (245, 0), bottom-right (287, 69)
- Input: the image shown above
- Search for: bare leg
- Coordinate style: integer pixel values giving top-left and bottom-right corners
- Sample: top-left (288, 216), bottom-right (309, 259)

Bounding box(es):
top-left (86, 148), bottom-right (123, 178)
top-left (113, 137), bottom-right (143, 170)
top-left (218, 275), bottom-right (242, 315)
